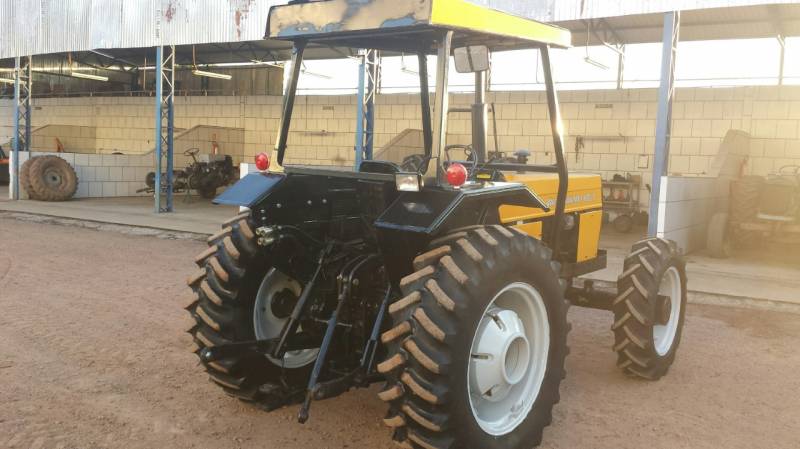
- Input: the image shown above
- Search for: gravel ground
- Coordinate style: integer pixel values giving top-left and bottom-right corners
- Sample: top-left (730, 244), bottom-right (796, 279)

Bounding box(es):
top-left (1, 216), bottom-right (799, 449)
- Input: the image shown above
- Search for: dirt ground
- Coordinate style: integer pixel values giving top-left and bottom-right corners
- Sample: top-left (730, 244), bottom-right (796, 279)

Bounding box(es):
top-left (1, 216), bottom-right (799, 449)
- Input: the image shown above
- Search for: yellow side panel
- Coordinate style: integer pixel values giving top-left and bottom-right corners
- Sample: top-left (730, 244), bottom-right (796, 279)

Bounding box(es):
top-left (577, 210), bottom-right (603, 262)
top-left (513, 221), bottom-right (543, 240)
top-left (499, 173), bottom-right (603, 224)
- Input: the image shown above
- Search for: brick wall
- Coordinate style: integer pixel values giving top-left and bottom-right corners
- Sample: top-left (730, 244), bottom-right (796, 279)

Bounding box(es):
top-left (3, 84), bottom-right (800, 207)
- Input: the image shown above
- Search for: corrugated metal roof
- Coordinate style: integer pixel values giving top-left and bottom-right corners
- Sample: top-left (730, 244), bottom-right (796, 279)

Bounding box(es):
top-left (1, 0), bottom-right (280, 59)
top-left (3, 0), bottom-right (800, 59)
top-left (480, 0), bottom-right (800, 22)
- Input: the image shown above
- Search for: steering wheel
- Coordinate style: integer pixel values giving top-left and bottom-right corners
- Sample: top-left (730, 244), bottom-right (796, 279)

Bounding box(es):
top-left (184, 147), bottom-right (201, 164)
top-left (400, 154), bottom-right (426, 172)
top-left (444, 144), bottom-right (478, 174)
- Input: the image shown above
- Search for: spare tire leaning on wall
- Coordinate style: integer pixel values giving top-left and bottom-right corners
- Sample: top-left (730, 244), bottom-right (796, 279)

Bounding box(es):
top-left (20, 157), bottom-right (40, 200)
top-left (25, 155), bottom-right (79, 201)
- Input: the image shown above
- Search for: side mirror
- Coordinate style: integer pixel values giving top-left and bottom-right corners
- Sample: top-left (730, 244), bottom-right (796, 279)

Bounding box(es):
top-left (454, 46), bottom-right (490, 73)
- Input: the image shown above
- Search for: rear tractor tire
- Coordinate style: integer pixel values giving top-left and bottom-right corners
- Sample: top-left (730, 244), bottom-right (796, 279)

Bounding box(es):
top-left (378, 225), bottom-right (570, 449)
top-left (706, 212), bottom-right (731, 258)
top-left (20, 156), bottom-right (40, 200)
top-left (613, 238), bottom-right (687, 380)
top-left (198, 185), bottom-right (218, 199)
top-left (27, 155), bottom-right (78, 201)
top-left (185, 213), bottom-right (315, 410)
top-left (729, 176), bottom-right (763, 247)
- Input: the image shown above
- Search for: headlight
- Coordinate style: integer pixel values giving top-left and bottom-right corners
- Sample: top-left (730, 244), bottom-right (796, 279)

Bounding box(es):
top-left (395, 173), bottom-right (423, 192)
top-left (563, 214), bottom-right (576, 230)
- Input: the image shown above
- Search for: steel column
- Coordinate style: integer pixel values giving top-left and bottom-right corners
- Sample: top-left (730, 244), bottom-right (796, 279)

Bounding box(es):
top-left (616, 44), bottom-right (626, 90)
top-left (354, 49), bottom-right (380, 168)
top-left (431, 31), bottom-right (453, 185)
top-left (778, 35), bottom-right (786, 85)
top-left (648, 12), bottom-right (680, 237)
top-left (11, 56), bottom-right (32, 200)
top-left (153, 45), bottom-right (175, 213)
top-left (354, 57), bottom-right (366, 168)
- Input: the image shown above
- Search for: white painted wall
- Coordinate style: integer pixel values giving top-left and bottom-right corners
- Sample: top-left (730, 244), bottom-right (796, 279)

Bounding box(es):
top-left (5, 84), bottom-right (800, 209)
top-left (656, 176), bottom-right (730, 252)
top-left (14, 151), bottom-right (151, 199)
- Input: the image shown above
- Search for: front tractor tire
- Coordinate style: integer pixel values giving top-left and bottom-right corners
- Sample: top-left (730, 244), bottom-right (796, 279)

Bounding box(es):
top-left (613, 238), bottom-right (687, 380)
top-left (378, 226), bottom-right (570, 449)
top-left (185, 213), bottom-right (311, 410)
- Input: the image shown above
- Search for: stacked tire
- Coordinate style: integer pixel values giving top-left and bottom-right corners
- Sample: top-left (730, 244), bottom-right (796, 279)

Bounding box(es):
top-left (20, 155), bottom-right (79, 201)
top-left (728, 176), bottom-right (763, 247)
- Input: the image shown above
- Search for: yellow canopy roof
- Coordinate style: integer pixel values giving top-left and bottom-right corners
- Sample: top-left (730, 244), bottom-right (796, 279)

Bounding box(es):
top-left (267, 0), bottom-right (572, 51)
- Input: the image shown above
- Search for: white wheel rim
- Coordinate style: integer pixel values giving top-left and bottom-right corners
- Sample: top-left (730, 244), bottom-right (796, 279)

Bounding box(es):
top-left (653, 266), bottom-right (682, 356)
top-left (253, 268), bottom-right (319, 369)
top-left (467, 282), bottom-right (550, 436)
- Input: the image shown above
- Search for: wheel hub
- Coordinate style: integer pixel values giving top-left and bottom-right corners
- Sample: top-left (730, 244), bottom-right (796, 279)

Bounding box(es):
top-left (471, 309), bottom-right (531, 401)
top-left (270, 288), bottom-right (297, 319)
top-left (655, 294), bottom-right (672, 326)
top-left (254, 269), bottom-right (319, 369)
top-left (468, 282), bottom-right (550, 436)
top-left (653, 266), bottom-right (682, 356)
top-left (45, 169), bottom-right (63, 188)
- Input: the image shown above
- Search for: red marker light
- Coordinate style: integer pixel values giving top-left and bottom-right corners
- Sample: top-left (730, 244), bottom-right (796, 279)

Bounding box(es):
top-left (255, 152), bottom-right (270, 171)
top-left (446, 163), bottom-right (467, 187)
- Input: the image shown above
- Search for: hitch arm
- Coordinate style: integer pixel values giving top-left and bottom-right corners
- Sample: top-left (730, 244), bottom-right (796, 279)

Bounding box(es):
top-left (200, 334), bottom-right (320, 362)
top-left (272, 241), bottom-right (332, 359)
top-left (298, 254), bottom-right (378, 424)
top-left (361, 285), bottom-right (392, 373)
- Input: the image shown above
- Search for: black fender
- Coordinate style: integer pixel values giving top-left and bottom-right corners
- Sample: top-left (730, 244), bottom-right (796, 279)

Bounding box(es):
top-left (374, 182), bottom-right (548, 236)
top-left (373, 182), bottom-right (548, 284)
top-left (212, 172), bottom-right (286, 207)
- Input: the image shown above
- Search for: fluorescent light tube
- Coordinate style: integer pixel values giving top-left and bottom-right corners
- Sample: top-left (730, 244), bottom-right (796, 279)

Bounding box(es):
top-left (71, 72), bottom-right (109, 81)
top-left (192, 69), bottom-right (232, 80)
top-left (0, 77), bottom-right (15, 84)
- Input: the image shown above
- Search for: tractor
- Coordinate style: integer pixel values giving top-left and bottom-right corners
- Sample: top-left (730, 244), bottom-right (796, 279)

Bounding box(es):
top-left (0, 145), bottom-right (9, 185)
top-left (184, 1), bottom-right (688, 448)
top-left (708, 166), bottom-right (800, 257)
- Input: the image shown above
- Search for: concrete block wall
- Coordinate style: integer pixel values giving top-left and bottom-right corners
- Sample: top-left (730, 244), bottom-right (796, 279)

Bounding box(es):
top-left (656, 176), bottom-right (729, 253)
top-left (15, 151), bottom-right (151, 199)
top-left (0, 100), bottom-right (13, 148)
top-left (4, 85), bottom-right (800, 209)
top-left (30, 125), bottom-right (97, 153)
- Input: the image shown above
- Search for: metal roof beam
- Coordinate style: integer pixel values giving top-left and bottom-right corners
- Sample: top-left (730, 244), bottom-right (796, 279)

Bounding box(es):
top-left (88, 50), bottom-right (139, 72)
top-left (767, 4), bottom-right (787, 37)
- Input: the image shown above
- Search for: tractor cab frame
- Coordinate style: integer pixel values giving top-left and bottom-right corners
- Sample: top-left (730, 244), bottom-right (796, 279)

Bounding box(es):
top-left (219, 0), bottom-right (587, 276)
top-left (192, 2), bottom-right (689, 448)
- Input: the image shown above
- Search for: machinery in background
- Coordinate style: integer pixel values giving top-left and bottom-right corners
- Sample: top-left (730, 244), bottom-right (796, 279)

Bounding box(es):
top-left (140, 148), bottom-right (238, 199)
top-left (708, 165), bottom-right (800, 257)
top-left (602, 173), bottom-right (644, 233)
top-left (0, 146), bottom-right (9, 185)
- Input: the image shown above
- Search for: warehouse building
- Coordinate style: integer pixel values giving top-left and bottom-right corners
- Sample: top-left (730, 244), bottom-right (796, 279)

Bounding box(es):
top-left (1, 0), bottom-right (799, 303)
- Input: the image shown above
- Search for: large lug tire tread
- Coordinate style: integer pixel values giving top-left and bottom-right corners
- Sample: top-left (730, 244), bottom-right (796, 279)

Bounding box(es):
top-left (27, 155), bottom-right (78, 201)
top-left (379, 225), bottom-right (570, 449)
top-left (729, 176), bottom-right (762, 245)
top-left (706, 212), bottom-right (731, 258)
top-left (612, 237), bottom-right (687, 380)
top-left (20, 156), bottom-right (42, 200)
top-left (186, 214), bottom-right (303, 410)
